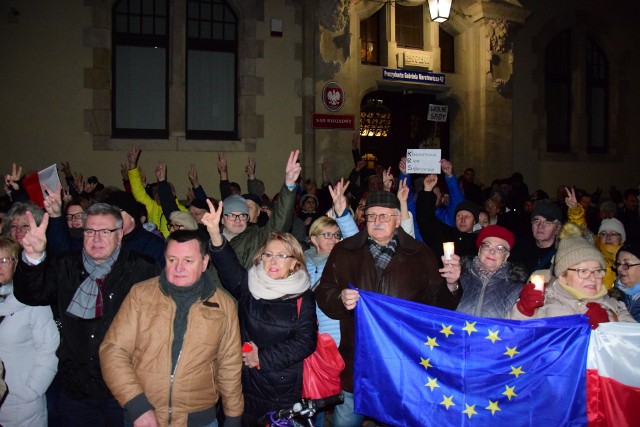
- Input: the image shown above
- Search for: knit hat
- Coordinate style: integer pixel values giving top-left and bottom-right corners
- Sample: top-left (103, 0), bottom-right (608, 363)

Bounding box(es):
top-left (454, 200), bottom-right (479, 222)
top-left (476, 224), bottom-right (515, 250)
top-left (616, 244), bottom-right (640, 263)
top-left (300, 193), bottom-right (319, 209)
top-left (222, 195), bottom-right (249, 215)
top-left (364, 191), bottom-right (400, 211)
top-left (189, 199), bottom-right (209, 211)
top-left (103, 191), bottom-right (140, 221)
top-left (169, 211), bottom-right (198, 231)
top-left (531, 201), bottom-right (562, 222)
top-left (243, 193), bottom-right (263, 207)
top-left (598, 218), bottom-right (626, 243)
top-left (553, 236), bottom-right (605, 277)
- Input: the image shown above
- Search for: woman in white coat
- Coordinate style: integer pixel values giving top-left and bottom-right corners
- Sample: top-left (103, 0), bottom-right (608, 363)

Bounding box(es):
top-left (0, 236), bottom-right (59, 427)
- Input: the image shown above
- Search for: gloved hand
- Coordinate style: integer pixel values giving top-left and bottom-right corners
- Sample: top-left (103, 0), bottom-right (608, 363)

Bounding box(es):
top-left (516, 282), bottom-right (545, 317)
top-left (585, 302), bottom-right (609, 329)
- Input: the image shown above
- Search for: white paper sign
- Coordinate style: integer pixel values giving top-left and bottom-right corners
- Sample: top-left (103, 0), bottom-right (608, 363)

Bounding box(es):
top-left (427, 104), bottom-right (448, 122)
top-left (406, 149), bottom-right (441, 174)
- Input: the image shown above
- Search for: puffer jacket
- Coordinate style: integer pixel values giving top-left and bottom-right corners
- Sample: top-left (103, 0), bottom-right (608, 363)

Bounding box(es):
top-left (315, 227), bottom-right (460, 392)
top-left (13, 248), bottom-right (159, 400)
top-left (510, 278), bottom-right (636, 322)
top-left (99, 274), bottom-right (243, 426)
top-left (456, 257), bottom-right (528, 318)
top-left (210, 240), bottom-right (317, 426)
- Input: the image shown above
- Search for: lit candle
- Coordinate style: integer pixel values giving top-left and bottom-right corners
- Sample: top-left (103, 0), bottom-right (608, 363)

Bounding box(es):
top-left (531, 274), bottom-right (545, 291)
top-left (443, 242), bottom-right (455, 261)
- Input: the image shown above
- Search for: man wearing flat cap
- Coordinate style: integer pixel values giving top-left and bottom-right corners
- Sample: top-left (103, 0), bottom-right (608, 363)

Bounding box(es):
top-left (510, 200), bottom-right (563, 275)
top-left (315, 190), bottom-right (461, 427)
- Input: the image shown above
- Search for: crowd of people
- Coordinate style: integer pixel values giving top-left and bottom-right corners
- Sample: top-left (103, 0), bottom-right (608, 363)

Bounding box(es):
top-left (0, 143), bottom-right (638, 427)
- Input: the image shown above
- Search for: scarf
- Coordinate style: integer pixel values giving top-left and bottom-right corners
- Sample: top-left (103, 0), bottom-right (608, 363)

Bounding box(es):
top-left (616, 279), bottom-right (640, 298)
top-left (305, 247), bottom-right (330, 274)
top-left (247, 262), bottom-right (310, 301)
top-left (368, 233), bottom-right (398, 277)
top-left (557, 279), bottom-right (608, 301)
top-left (66, 245), bottom-right (121, 319)
top-left (472, 256), bottom-right (507, 282)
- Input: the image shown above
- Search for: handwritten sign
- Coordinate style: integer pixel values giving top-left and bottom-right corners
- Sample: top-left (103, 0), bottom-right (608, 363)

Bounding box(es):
top-left (427, 104), bottom-right (448, 122)
top-left (406, 149), bottom-right (441, 174)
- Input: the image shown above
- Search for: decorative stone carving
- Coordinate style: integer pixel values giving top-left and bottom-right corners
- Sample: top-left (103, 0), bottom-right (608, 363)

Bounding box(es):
top-left (317, 0), bottom-right (352, 79)
top-left (486, 18), bottom-right (516, 97)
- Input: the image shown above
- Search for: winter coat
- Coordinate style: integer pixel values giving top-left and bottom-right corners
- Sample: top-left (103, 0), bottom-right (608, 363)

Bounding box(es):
top-left (99, 274), bottom-right (243, 426)
top-left (509, 278), bottom-right (636, 322)
top-left (0, 293), bottom-right (59, 427)
top-left (13, 248), bottom-right (159, 400)
top-left (209, 241), bottom-right (317, 426)
top-left (456, 257), bottom-right (528, 319)
top-left (315, 227), bottom-right (460, 392)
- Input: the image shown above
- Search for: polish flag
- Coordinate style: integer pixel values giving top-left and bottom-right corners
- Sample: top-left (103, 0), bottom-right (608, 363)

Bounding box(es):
top-left (22, 164), bottom-right (61, 208)
top-left (587, 322), bottom-right (640, 427)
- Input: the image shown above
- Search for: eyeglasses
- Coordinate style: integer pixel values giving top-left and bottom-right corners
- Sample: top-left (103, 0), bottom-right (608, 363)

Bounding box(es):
top-left (167, 222), bottom-right (184, 231)
top-left (9, 224), bottom-right (30, 233)
top-left (66, 213), bottom-right (86, 221)
top-left (531, 219), bottom-right (558, 227)
top-left (0, 257), bottom-right (16, 265)
top-left (224, 213), bottom-right (249, 222)
top-left (612, 262), bottom-right (640, 271)
top-left (316, 232), bottom-right (342, 240)
top-left (261, 253), bottom-right (295, 262)
top-left (598, 232), bottom-right (622, 239)
top-left (479, 241), bottom-right (510, 254)
top-left (83, 228), bottom-right (121, 237)
top-left (566, 268), bottom-right (606, 279)
top-left (364, 213), bottom-right (399, 223)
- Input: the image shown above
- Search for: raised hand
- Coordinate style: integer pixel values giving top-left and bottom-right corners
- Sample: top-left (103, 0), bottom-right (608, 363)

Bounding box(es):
top-left (329, 178), bottom-right (351, 217)
top-left (398, 157), bottom-right (407, 175)
top-left (120, 163), bottom-right (129, 181)
top-left (397, 177), bottom-right (409, 203)
top-left (201, 199), bottom-right (224, 245)
top-left (127, 147), bottom-right (141, 170)
top-left (155, 161), bottom-right (167, 182)
top-left (423, 174), bottom-right (438, 192)
top-left (72, 172), bottom-right (84, 194)
top-left (5, 163), bottom-right (22, 191)
top-left (188, 164), bottom-right (199, 187)
top-left (62, 187), bottom-right (72, 205)
top-left (564, 186), bottom-right (578, 209)
top-left (284, 150), bottom-right (302, 187)
top-left (245, 157), bottom-right (256, 179)
top-left (441, 159), bottom-right (453, 177)
top-left (42, 183), bottom-right (63, 218)
top-left (60, 161), bottom-right (72, 177)
top-left (382, 167), bottom-right (394, 192)
top-left (21, 210), bottom-right (50, 259)
top-left (186, 187), bottom-right (195, 203)
top-left (439, 253), bottom-right (461, 286)
top-left (217, 153), bottom-right (228, 179)
top-left (84, 181), bottom-right (97, 194)
top-left (355, 159), bottom-right (366, 172)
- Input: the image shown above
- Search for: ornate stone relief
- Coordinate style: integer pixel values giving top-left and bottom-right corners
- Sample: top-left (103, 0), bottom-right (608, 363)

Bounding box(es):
top-left (486, 18), bottom-right (515, 97)
top-left (317, 0), bottom-right (352, 79)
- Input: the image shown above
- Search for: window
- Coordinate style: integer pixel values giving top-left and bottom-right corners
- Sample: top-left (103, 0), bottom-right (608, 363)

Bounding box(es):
top-left (112, 0), bottom-right (169, 139)
top-left (544, 30), bottom-right (571, 152)
top-left (186, 0), bottom-right (238, 140)
top-left (395, 4), bottom-right (423, 50)
top-left (439, 27), bottom-right (454, 73)
top-left (586, 37), bottom-right (608, 153)
top-left (361, 10), bottom-right (381, 64)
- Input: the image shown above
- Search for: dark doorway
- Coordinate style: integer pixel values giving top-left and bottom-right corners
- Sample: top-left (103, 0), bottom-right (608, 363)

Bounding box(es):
top-left (359, 90), bottom-right (450, 174)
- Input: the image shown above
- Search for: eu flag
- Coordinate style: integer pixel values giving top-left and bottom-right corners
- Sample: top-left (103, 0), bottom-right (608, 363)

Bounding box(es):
top-left (354, 290), bottom-right (590, 426)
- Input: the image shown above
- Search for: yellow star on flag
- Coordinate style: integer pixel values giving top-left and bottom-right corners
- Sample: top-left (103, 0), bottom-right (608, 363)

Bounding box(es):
top-left (419, 357), bottom-right (432, 369)
top-left (462, 404), bottom-right (478, 419)
top-left (440, 395), bottom-right (455, 410)
top-left (504, 346), bottom-right (519, 358)
top-left (509, 365), bottom-right (525, 378)
top-left (440, 324), bottom-right (454, 338)
top-left (425, 336), bottom-right (439, 350)
top-left (485, 400), bottom-right (501, 415)
top-left (485, 329), bottom-right (501, 343)
top-left (425, 377), bottom-right (439, 391)
top-left (462, 321), bottom-right (478, 335)
top-left (503, 385), bottom-right (517, 400)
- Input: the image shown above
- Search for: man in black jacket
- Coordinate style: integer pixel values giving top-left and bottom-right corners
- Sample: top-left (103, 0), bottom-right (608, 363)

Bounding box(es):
top-left (13, 202), bottom-right (158, 427)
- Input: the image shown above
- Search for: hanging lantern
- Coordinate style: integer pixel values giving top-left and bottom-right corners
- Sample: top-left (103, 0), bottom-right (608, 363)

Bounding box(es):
top-left (428, 0), bottom-right (452, 23)
top-left (359, 99), bottom-right (391, 137)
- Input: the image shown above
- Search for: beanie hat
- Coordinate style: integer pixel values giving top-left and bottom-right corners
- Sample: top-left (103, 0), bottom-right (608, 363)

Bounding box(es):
top-left (222, 195), bottom-right (249, 215)
top-left (598, 218), bottom-right (626, 243)
top-left (616, 244), bottom-right (640, 263)
top-left (243, 193), bottom-right (263, 207)
top-left (169, 211), bottom-right (198, 231)
top-left (553, 236), bottom-right (605, 277)
top-left (531, 201), bottom-right (562, 222)
top-left (454, 200), bottom-right (479, 222)
top-left (103, 191), bottom-right (140, 221)
top-left (476, 225), bottom-right (515, 250)
top-left (300, 193), bottom-right (319, 209)
top-left (364, 191), bottom-right (400, 211)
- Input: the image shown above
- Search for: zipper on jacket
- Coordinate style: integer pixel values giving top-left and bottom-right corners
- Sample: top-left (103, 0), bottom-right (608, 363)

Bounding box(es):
top-left (167, 348), bottom-right (183, 427)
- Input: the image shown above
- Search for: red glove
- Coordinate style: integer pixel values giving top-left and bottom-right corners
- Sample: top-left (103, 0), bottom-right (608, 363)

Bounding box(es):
top-left (516, 282), bottom-right (545, 317)
top-left (585, 302), bottom-right (609, 329)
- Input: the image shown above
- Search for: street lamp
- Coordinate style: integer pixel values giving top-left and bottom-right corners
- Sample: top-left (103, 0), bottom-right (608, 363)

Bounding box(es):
top-left (428, 0), bottom-right (452, 23)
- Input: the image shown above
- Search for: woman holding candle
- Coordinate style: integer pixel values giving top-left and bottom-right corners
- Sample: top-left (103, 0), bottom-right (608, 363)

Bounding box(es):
top-left (509, 226), bottom-right (635, 327)
top-left (450, 225), bottom-right (528, 318)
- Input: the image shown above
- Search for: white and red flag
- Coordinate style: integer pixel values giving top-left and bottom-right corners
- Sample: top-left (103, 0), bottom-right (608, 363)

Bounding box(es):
top-left (22, 164), bottom-right (61, 208)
